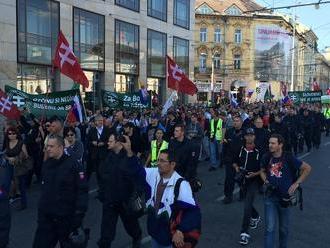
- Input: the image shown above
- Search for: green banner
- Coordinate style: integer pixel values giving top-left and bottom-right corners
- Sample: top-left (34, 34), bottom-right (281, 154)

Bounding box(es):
top-left (101, 90), bottom-right (151, 109)
top-left (5, 85), bottom-right (84, 119)
top-left (288, 91), bottom-right (322, 105)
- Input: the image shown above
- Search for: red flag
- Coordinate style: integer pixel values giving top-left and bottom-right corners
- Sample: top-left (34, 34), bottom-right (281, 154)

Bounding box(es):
top-left (167, 56), bottom-right (197, 96)
top-left (53, 30), bottom-right (89, 88)
top-left (0, 89), bottom-right (21, 120)
top-left (312, 80), bottom-right (320, 91)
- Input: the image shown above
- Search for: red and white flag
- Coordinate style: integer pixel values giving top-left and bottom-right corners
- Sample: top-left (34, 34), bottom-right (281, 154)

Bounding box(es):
top-left (312, 80), bottom-right (320, 91)
top-left (53, 30), bottom-right (89, 88)
top-left (0, 89), bottom-right (21, 120)
top-left (167, 56), bottom-right (197, 96)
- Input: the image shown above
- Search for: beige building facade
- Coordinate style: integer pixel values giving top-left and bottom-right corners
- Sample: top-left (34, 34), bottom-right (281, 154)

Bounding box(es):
top-left (194, 0), bottom-right (329, 103)
top-left (0, 0), bottom-right (195, 106)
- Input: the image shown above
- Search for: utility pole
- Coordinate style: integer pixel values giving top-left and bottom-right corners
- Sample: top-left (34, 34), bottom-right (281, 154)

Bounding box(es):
top-left (290, 4), bottom-right (297, 91)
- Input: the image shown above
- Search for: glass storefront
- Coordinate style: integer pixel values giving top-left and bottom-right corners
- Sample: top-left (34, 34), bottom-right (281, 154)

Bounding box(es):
top-left (17, 0), bottom-right (59, 64)
top-left (17, 64), bottom-right (53, 94)
top-left (115, 20), bottom-right (139, 92)
top-left (73, 8), bottom-right (105, 71)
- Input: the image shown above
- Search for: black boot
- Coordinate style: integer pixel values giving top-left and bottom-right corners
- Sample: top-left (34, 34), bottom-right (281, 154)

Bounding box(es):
top-left (132, 238), bottom-right (141, 248)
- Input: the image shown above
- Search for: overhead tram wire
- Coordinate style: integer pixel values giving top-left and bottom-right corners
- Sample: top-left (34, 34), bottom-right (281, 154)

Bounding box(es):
top-left (244, 1), bottom-right (330, 13)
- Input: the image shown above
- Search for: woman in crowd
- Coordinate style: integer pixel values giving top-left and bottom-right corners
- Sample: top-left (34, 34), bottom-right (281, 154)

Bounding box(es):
top-left (145, 128), bottom-right (168, 167)
top-left (4, 126), bottom-right (29, 210)
top-left (64, 126), bottom-right (84, 163)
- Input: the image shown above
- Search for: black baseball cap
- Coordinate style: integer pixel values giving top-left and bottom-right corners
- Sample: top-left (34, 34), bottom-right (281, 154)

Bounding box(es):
top-left (244, 128), bottom-right (255, 135)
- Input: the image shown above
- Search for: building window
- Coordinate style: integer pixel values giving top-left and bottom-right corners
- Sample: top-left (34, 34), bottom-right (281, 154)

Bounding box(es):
top-left (148, 0), bottom-right (167, 21)
top-left (173, 37), bottom-right (189, 73)
top-left (199, 54), bottom-right (207, 72)
top-left (213, 54), bottom-right (221, 69)
top-left (17, 64), bottom-right (53, 94)
top-left (197, 4), bottom-right (213, 14)
top-left (17, 0), bottom-right (59, 65)
top-left (115, 20), bottom-right (139, 92)
top-left (115, 20), bottom-right (139, 74)
top-left (174, 0), bottom-right (190, 29)
top-left (234, 54), bottom-right (241, 69)
top-left (147, 30), bottom-right (167, 78)
top-left (200, 28), bottom-right (207, 42)
top-left (234, 29), bottom-right (242, 44)
top-left (73, 8), bottom-right (105, 71)
top-left (214, 28), bottom-right (222, 43)
top-left (225, 5), bottom-right (242, 15)
top-left (115, 0), bottom-right (139, 12)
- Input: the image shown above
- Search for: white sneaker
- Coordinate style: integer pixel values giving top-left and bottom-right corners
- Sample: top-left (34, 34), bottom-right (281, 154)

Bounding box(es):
top-left (250, 216), bottom-right (261, 229)
top-left (239, 233), bottom-right (250, 245)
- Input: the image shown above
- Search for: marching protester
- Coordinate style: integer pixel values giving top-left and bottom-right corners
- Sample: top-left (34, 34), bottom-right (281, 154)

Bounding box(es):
top-left (208, 111), bottom-right (225, 171)
top-left (33, 135), bottom-right (88, 247)
top-left (0, 151), bottom-right (12, 248)
top-left (260, 134), bottom-right (312, 248)
top-left (145, 149), bottom-right (201, 248)
top-left (222, 115), bottom-right (245, 204)
top-left (145, 128), bottom-right (168, 167)
top-left (232, 128), bottom-right (261, 245)
top-left (4, 127), bottom-right (30, 210)
top-left (86, 114), bottom-right (111, 185)
top-left (64, 127), bottom-right (84, 163)
top-left (97, 134), bottom-right (146, 248)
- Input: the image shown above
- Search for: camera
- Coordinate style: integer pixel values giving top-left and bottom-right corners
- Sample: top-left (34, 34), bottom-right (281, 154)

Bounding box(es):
top-left (234, 169), bottom-right (247, 184)
top-left (263, 183), bottom-right (277, 198)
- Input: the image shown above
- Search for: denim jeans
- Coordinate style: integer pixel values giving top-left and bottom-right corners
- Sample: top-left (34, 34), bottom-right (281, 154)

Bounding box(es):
top-left (264, 195), bottom-right (290, 248)
top-left (210, 139), bottom-right (222, 168)
top-left (151, 239), bottom-right (172, 248)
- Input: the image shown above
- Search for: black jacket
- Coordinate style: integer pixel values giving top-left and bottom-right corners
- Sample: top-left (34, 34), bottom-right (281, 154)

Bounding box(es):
top-left (38, 155), bottom-right (88, 216)
top-left (223, 128), bottom-right (244, 164)
top-left (168, 137), bottom-right (195, 180)
top-left (254, 127), bottom-right (270, 156)
top-left (99, 149), bottom-right (145, 204)
top-left (87, 126), bottom-right (111, 161)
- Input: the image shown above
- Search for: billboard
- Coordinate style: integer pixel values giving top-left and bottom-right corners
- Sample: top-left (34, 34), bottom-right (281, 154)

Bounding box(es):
top-left (254, 25), bottom-right (292, 82)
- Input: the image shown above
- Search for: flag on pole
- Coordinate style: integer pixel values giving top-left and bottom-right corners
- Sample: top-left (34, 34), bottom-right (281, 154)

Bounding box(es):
top-left (0, 89), bottom-right (21, 120)
top-left (139, 85), bottom-right (149, 105)
top-left (53, 30), bottom-right (89, 88)
top-left (167, 56), bottom-right (197, 96)
top-left (230, 93), bottom-right (238, 108)
top-left (66, 95), bottom-right (83, 123)
top-left (162, 91), bottom-right (178, 116)
top-left (312, 80), bottom-right (320, 91)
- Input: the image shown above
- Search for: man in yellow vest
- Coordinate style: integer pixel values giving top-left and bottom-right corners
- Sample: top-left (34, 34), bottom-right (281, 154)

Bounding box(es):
top-left (209, 111), bottom-right (225, 171)
top-left (145, 129), bottom-right (168, 167)
top-left (323, 104), bottom-right (330, 136)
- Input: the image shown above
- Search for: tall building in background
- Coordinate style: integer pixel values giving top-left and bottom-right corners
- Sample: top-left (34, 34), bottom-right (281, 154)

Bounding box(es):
top-left (194, 0), bottom-right (329, 102)
top-left (0, 0), bottom-right (195, 106)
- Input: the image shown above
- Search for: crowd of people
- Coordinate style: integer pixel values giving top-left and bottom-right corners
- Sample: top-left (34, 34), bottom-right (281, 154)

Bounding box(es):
top-left (0, 100), bottom-right (328, 248)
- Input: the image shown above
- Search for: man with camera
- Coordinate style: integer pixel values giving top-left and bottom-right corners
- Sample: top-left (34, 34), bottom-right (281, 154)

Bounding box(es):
top-left (232, 128), bottom-right (261, 245)
top-left (97, 134), bottom-right (146, 248)
top-left (260, 134), bottom-right (311, 248)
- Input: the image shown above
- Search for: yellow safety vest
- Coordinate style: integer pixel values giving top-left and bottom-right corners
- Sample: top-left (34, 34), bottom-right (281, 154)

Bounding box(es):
top-left (323, 108), bottom-right (330, 119)
top-left (151, 140), bottom-right (168, 167)
top-left (210, 118), bottom-right (223, 141)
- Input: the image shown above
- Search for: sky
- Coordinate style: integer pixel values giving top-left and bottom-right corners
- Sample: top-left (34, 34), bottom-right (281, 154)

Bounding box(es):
top-left (254, 0), bottom-right (330, 52)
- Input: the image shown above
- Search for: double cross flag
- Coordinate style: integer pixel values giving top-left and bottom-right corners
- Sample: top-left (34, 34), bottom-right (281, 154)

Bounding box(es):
top-left (53, 31), bottom-right (89, 88)
top-left (167, 56), bottom-right (197, 96)
top-left (0, 89), bottom-right (21, 120)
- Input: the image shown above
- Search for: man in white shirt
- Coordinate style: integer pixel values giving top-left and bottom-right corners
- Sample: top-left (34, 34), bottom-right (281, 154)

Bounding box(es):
top-left (145, 149), bottom-right (201, 248)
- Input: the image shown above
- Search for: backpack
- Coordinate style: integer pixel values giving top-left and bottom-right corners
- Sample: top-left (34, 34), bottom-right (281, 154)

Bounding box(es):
top-left (170, 178), bottom-right (201, 248)
top-left (263, 152), bottom-right (303, 210)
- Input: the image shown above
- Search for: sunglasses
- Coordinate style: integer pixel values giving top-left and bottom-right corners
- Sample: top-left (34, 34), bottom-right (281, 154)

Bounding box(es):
top-left (46, 124), bottom-right (50, 127)
top-left (8, 132), bottom-right (16, 135)
top-left (66, 133), bottom-right (75, 137)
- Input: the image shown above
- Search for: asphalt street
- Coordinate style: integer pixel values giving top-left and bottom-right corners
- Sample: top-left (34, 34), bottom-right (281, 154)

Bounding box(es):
top-left (9, 135), bottom-right (330, 248)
